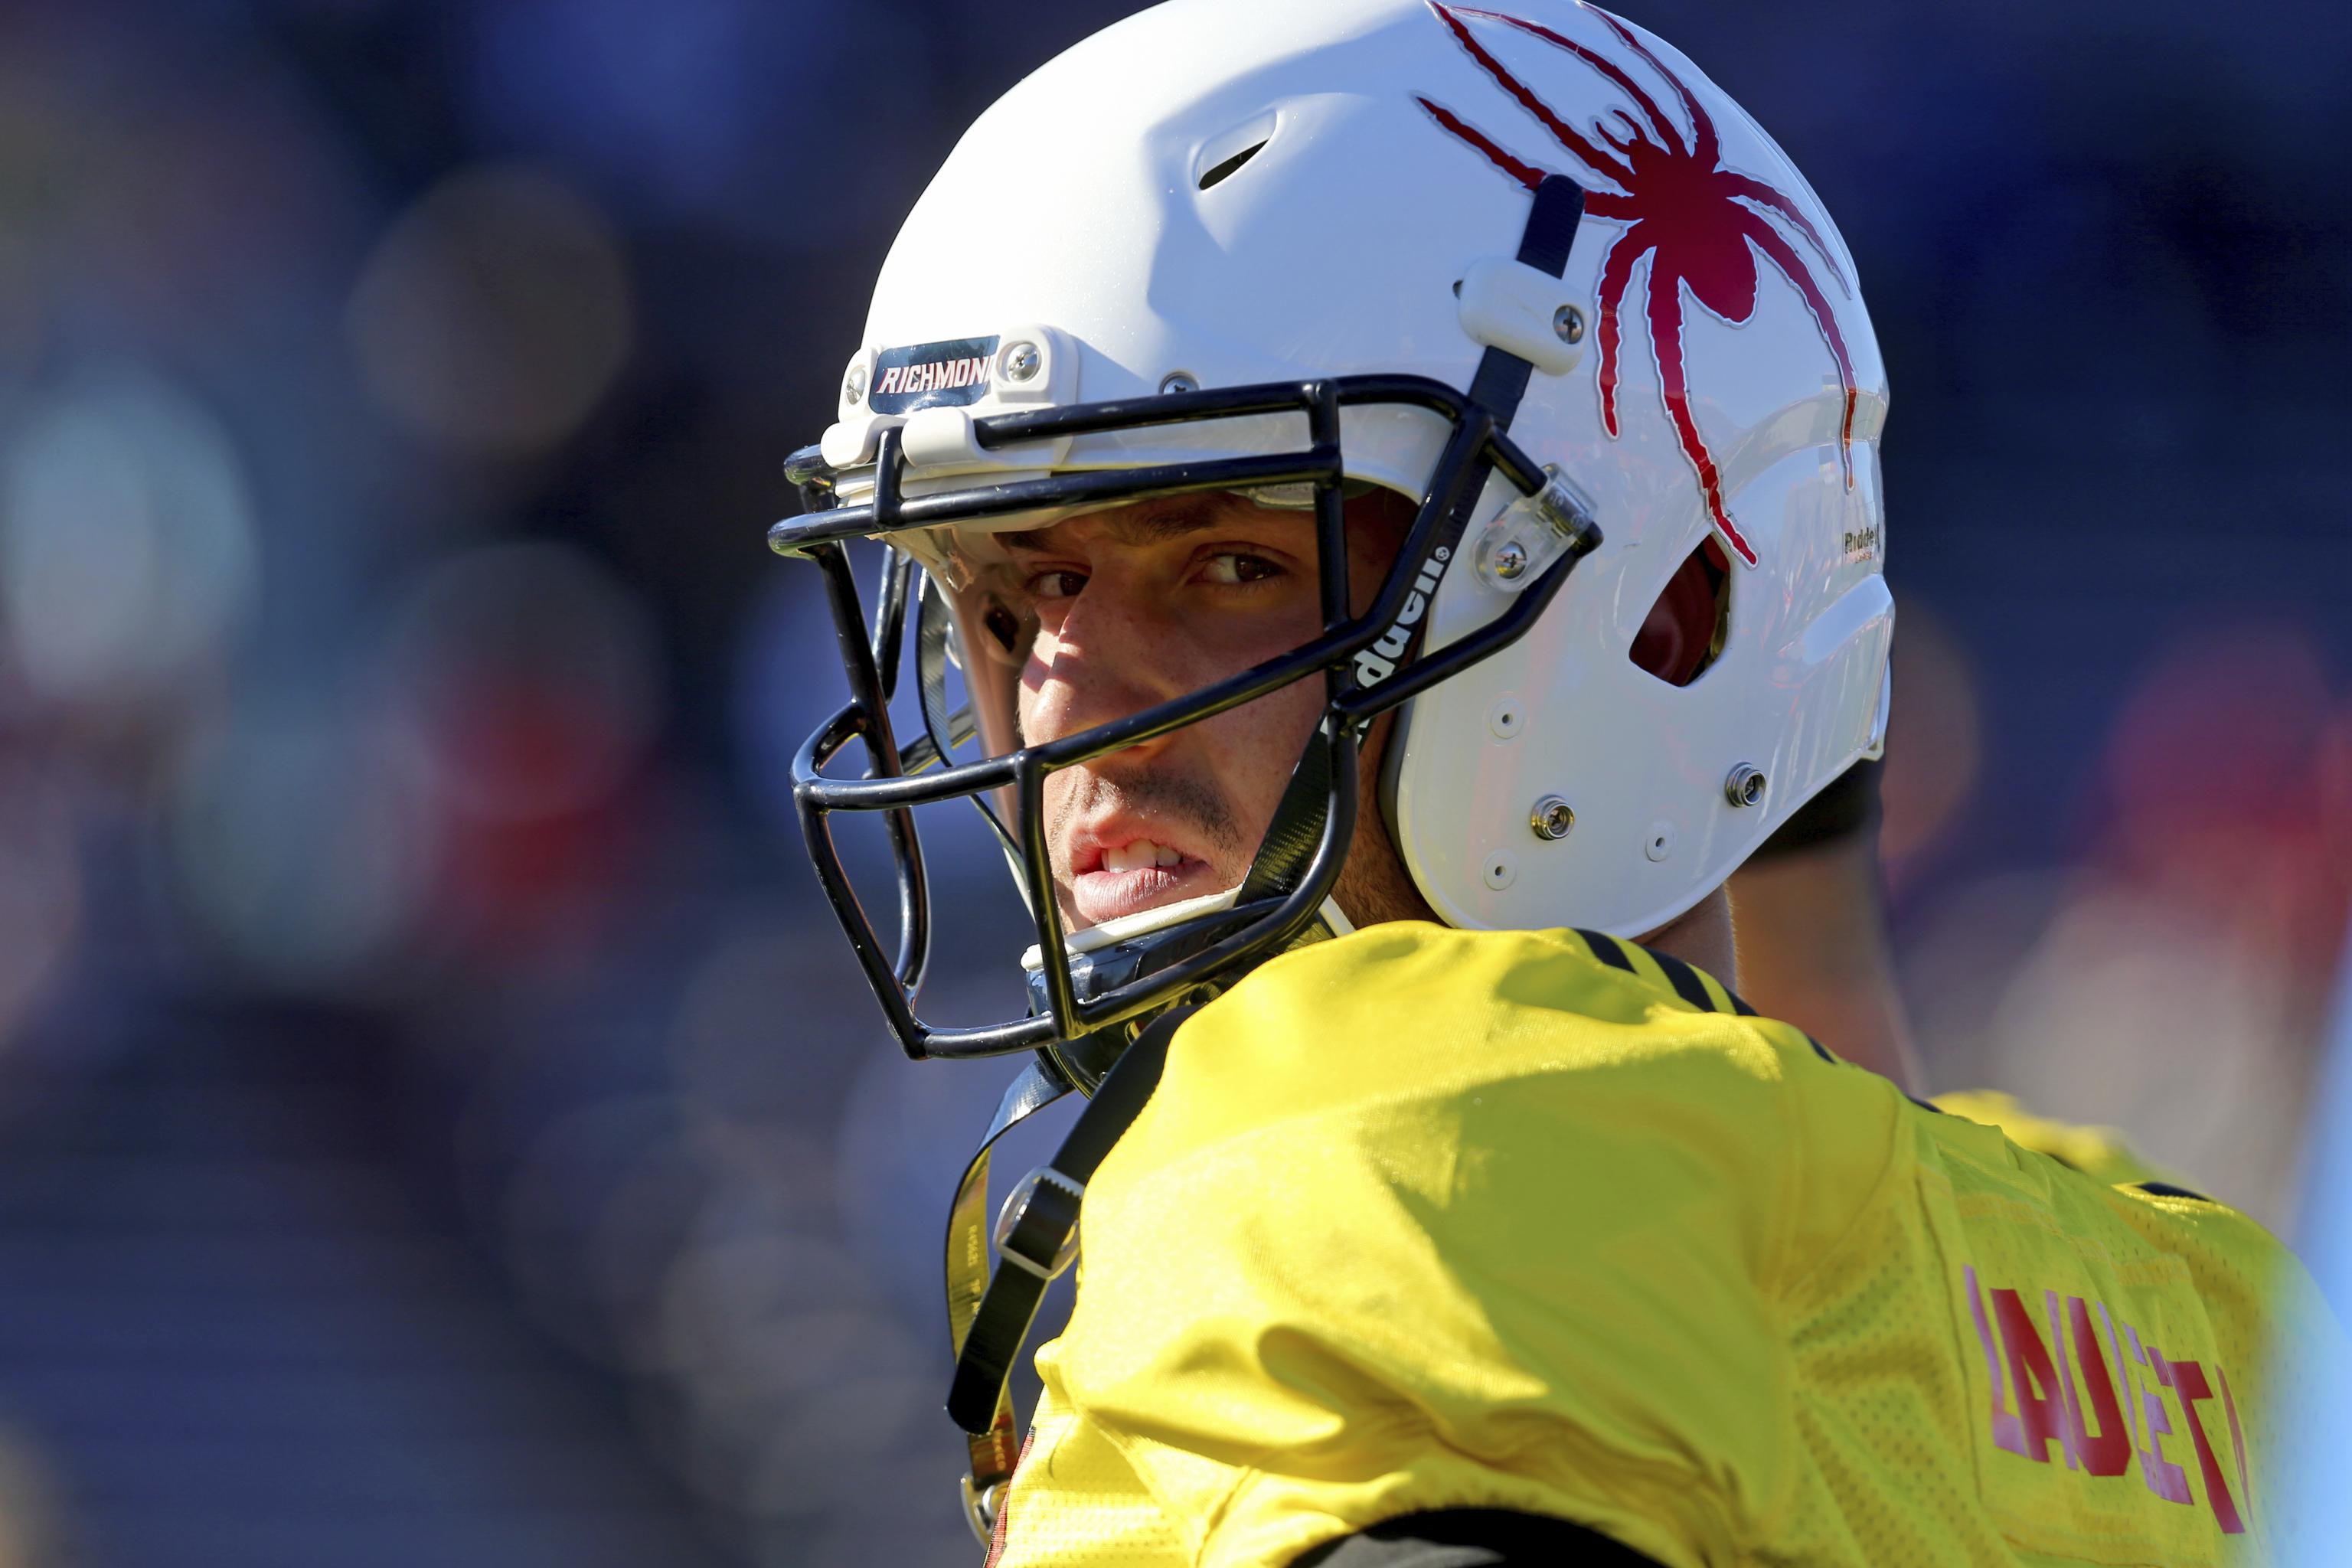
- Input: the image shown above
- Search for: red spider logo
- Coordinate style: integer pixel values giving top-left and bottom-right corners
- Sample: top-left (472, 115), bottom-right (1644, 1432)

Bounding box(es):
top-left (1417, 2), bottom-right (1858, 567)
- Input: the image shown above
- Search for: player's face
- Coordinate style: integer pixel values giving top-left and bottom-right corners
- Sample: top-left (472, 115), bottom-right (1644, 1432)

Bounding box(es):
top-left (988, 489), bottom-right (1416, 931)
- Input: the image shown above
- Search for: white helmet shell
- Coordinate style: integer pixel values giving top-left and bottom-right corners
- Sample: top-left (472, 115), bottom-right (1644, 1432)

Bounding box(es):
top-left (839, 0), bottom-right (1892, 940)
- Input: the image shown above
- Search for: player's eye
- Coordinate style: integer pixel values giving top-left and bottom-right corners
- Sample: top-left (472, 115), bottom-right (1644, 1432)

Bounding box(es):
top-left (982, 604), bottom-right (1021, 652)
top-left (1200, 552), bottom-right (1282, 586)
top-left (1025, 569), bottom-right (1089, 601)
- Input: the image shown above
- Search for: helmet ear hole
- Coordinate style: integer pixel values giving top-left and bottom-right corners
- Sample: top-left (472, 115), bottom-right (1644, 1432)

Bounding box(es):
top-left (1628, 537), bottom-right (1730, 688)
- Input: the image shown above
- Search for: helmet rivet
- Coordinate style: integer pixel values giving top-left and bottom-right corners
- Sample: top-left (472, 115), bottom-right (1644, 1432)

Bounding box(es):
top-left (1530, 795), bottom-right (1575, 841)
top-left (1553, 304), bottom-right (1586, 345)
top-left (1491, 539), bottom-right (1529, 580)
top-left (843, 364), bottom-right (867, 404)
top-left (1158, 371), bottom-right (1200, 395)
top-left (1724, 764), bottom-right (1767, 808)
top-left (1003, 341), bottom-right (1041, 382)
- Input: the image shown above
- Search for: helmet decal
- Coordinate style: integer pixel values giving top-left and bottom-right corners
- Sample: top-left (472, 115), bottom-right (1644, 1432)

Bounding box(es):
top-left (1416, 2), bottom-right (1858, 568)
top-left (869, 335), bottom-right (1004, 414)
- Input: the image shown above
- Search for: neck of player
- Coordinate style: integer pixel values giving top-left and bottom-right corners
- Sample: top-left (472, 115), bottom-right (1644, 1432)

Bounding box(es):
top-left (1640, 885), bottom-right (1736, 989)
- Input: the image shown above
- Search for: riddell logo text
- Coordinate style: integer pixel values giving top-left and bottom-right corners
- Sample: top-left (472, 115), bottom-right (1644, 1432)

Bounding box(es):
top-left (1353, 546), bottom-right (1451, 687)
top-left (1963, 1264), bottom-right (2249, 1534)
top-left (874, 357), bottom-right (989, 397)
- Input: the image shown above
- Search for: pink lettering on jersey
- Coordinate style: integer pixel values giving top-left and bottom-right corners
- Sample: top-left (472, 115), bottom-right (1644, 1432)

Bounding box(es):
top-left (2096, 1299), bottom-right (2143, 1453)
top-left (2126, 1325), bottom-right (2196, 1506)
top-left (2157, 1353), bottom-right (2246, 1534)
top-left (1964, 1266), bottom-right (2255, 1532)
top-left (2041, 1291), bottom-right (2082, 1471)
top-left (1991, 1288), bottom-right (2069, 1462)
top-left (2049, 1291), bottom-right (2132, 1476)
top-left (1965, 1266), bottom-right (2030, 1455)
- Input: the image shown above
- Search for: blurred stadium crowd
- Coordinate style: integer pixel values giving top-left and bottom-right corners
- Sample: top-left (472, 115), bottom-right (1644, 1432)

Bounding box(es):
top-left (0, 0), bottom-right (2342, 1563)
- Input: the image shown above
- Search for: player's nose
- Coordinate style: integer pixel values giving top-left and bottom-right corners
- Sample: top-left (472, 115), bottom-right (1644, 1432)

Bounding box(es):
top-left (1022, 585), bottom-right (1197, 750)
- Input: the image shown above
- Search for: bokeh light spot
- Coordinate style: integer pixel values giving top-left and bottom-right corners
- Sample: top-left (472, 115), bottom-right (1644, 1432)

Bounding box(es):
top-left (0, 364), bottom-right (256, 709)
top-left (381, 540), bottom-right (662, 822)
top-left (165, 697), bottom-right (439, 991)
top-left (0, 759), bottom-right (83, 1054)
top-left (348, 165), bottom-right (633, 456)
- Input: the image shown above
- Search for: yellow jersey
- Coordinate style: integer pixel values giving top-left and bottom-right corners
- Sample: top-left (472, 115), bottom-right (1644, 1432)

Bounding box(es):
top-left (1929, 1089), bottom-right (2178, 1192)
top-left (989, 923), bottom-right (2343, 1566)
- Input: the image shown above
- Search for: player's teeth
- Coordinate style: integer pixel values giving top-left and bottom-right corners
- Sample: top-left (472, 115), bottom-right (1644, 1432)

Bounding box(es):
top-left (1106, 840), bottom-right (1165, 874)
top-left (1102, 839), bottom-right (1177, 874)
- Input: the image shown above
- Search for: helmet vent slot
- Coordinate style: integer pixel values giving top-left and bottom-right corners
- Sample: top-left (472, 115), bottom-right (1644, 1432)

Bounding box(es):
top-left (1197, 139), bottom-right (1267, 191)
top-left (1628, 537), bottom-right (1730, 688)
top-left (1194, 111), bottom-right (1279, 191)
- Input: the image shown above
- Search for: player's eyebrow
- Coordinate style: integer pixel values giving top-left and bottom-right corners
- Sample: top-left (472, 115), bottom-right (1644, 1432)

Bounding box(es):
top-left (998, 498), bottom-right (1243, 554)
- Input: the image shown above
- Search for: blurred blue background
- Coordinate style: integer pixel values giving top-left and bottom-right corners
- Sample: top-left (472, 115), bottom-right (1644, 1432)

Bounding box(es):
top-left (0, 0), bottom-right (2343, 1563)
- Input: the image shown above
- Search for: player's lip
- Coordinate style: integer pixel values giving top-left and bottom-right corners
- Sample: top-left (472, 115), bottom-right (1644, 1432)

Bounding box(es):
top-left (1065, 821), bottom-right (1218, 928)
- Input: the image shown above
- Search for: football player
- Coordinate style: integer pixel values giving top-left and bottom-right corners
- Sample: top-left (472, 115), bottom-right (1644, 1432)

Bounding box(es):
top-left (766, 2), bottom-right (2341, 1561)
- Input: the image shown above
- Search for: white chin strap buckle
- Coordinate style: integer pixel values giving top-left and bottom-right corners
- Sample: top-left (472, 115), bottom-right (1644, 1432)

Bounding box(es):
top-left (1017, 891), bottom-right (1355, 975)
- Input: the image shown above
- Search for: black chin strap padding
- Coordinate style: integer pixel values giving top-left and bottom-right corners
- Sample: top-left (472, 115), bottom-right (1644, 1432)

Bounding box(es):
top-left (1237, 727), bottom-right (1334, 905)
top-left (1465, 173), bottom-right (1588, 430)
top-left (946, 1060), bottom-right (1076, 1366)
top-left (942, 1056), bottom-right (1075, 1508)
top-left (915, 575), bottom-right (983, 760)
top-left (916, 572), bottom-right (958, 749)
top-left (946, 1004), bottom-right (1194, 1436)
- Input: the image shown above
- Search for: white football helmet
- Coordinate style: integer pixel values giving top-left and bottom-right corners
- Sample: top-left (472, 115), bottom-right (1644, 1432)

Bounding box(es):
top-left (770, 0), bottom-right (1892, 1070)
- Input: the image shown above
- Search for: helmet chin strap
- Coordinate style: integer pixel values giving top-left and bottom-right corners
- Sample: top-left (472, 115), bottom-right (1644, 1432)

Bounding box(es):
top-left (1017, 887), bottom-right (1353, 969)
top-left (1238, 714), bottom-right (1340, 903)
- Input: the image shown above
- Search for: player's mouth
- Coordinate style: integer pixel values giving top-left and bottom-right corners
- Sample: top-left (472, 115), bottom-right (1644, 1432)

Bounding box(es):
top-left (1067, 835), bottom-right (1219, 927)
